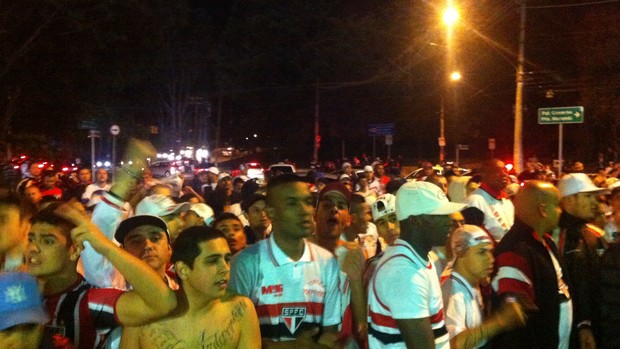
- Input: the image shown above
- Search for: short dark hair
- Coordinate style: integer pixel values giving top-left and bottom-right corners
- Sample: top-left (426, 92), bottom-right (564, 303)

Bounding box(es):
top-left (30, 202), bottom-right (76, 243)
top-left (266, 174), bottom-right (305, 205)
top-left (171, 226), bottom-right (226, 269)
top-left (0, 194), bottom-right (30, 220)
top-left (42, 170), bottom-right (56, 179)
top-left (212, 212), bottom-right (242, 228)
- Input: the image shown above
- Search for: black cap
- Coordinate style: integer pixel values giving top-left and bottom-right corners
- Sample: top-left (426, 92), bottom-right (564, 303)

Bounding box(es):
top-left (241, 178), bottom-right (261, 201)
top-left (241, 193), bottom-right (267, 213)
top-left (115, 215), bottom-right (170, 244)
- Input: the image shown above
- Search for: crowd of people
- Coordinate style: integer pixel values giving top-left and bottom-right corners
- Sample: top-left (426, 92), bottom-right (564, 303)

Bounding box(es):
top-left (1, 139), bottom-right (619, 349)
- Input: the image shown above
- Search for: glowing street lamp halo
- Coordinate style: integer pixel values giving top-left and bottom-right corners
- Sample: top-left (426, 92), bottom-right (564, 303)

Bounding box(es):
top-left (442, 7), bottom-right (459, 27)
top-left (450, 71), bottom-right (462, 81)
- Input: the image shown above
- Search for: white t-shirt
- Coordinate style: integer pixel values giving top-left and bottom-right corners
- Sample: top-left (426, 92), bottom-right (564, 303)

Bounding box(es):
top-left (368, 239), bottom-right (449, 349)
top-left (441, 271), bottom-right (486, 348)
top-left (465, 188), bottom-right (514, 241)
top-left (81, 183), bottom-right (111, 203)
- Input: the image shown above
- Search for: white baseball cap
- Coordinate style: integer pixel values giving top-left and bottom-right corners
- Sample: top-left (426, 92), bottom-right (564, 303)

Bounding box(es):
top-left (372, 194), bottom-right (396, 221)
top-left (207, 167), bottom-right (220, 175)
top-left (558, 173), bottom-right (607, 198)
top-left (341, 162), bottom-right (352, 170)
top-left (364, 165), bottom-right (374, 172)
top-left (218, 172), bottom-right (231, 181)
top-left (396, 181), bottom-right (466, 220)
top-left (136, 195), bottom-right (190, 217)
top-left (189, 203), bottom-right (215, 225)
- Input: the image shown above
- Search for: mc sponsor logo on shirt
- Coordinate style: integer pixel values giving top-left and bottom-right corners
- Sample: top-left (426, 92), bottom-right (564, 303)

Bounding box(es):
top-left (282, 307), bottom-right (306, 334)
top-left (261, 284), bottom-right (283, 297)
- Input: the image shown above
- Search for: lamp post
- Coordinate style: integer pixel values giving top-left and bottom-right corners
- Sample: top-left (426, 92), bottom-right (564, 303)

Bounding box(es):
top-left (439, 71), bottom-right (461, 164)
top-left (439, 3), bottom-right (459, 164)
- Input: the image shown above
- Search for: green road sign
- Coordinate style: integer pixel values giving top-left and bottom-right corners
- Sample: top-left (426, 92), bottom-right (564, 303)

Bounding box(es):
top-left (538, 106), bottom-right (584, 124)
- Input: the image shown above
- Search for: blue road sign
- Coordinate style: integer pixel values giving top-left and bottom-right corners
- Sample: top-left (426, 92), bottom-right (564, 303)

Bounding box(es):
top-left (368, 123), bottom-right (395, 136)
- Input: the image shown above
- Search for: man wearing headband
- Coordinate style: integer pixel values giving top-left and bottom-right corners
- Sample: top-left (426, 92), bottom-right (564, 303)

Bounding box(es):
top-left (442, 225), bottom-right (525, 348)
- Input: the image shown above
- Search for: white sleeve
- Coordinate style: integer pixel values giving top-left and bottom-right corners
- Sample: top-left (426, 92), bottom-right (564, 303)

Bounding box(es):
top-left (81, 184), bottom-right (94, 202)
top-left (81, 192), bottom-right (129, 289)
top-left (322, 256), bottom-right (343, 327)
top-left (229, 249), bottom-right (258, 298)
top-left (377, 258), bottom-right (430, 319)
top-left (464, 193), bottom-right (485, 210)
top-left (442, 284), bottom-right (468, 338)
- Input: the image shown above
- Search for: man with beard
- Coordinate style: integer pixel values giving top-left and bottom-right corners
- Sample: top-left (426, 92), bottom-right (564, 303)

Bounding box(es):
top-left (491, 181), bottom-right (571, 349)
top-left (114, 215), bottom-right (178, 289)
top-left (558, 173), bottom-right (608, 349)
top-left (465, 159), bottom-right (514, 242)
top-left (368, 181), bottom-right (466, 348)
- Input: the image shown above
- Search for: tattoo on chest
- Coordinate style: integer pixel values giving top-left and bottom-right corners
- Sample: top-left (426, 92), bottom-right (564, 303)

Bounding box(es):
top-left (200, 300), bottom-right (247, 349)
top-left (144, 326), bottom-right (186, 349)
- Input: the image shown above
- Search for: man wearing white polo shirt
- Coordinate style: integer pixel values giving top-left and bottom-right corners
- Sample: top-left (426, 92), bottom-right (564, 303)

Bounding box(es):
top-left (229, 174), bottom-right (341, 348)
top-left (368, 181), bottom-right (466, 349)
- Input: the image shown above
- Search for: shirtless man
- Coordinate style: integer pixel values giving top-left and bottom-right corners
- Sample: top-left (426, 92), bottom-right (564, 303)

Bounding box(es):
top-left (121, 226), bottom-right (260, 349)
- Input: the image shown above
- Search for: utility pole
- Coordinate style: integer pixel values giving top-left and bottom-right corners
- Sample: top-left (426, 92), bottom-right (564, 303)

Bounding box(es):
top-left (87, 130), bottom-right (100, 175)
top-left (439, 96), bottom-right (446, 164)
top-left (513, 0), bottom-right (526, 173)
top-left (313, 79), bottom-right (320, 164)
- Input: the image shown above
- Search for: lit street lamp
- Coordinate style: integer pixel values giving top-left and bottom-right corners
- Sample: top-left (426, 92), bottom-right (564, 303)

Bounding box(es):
top-left (442, 6), bottom-right (459, 26)
top-left (438, 4), bottom-right (459, 164)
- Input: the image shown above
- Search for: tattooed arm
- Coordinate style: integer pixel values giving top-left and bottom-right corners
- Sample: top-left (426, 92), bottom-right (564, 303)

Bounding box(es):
top-left (237, 297), bottom-right (261, 349)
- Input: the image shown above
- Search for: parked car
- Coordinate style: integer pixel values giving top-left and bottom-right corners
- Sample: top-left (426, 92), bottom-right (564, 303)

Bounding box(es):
top-left (231, 162), bottom-right (264, 180)
top-left (265, 162), bottom-right (296, 178)
top-left (150, 161), bottom-right (181, 178)
top-left (405, 164), bottom-right (471, 181)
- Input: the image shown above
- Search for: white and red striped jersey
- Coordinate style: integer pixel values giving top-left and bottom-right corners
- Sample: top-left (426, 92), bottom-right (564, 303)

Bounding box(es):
top-left (44, 275), bottom-right (124, 349)
top-left (368, 239), bottom-right (449, 349)
top-left (229, 233), bottom-right (342, 341)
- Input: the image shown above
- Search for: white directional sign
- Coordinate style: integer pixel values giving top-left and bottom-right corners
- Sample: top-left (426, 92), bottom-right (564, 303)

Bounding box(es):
top-left (110, 125), bottom-right (120, 135)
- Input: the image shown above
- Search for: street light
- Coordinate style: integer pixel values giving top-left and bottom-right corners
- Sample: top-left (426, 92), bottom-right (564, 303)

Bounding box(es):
top-left (438, 3), bottom-right (459, 164)
top-left (442, 6), bottom-right (459, 27)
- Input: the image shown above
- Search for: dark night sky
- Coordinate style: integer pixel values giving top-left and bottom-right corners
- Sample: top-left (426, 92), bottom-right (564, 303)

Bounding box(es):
top-left (1, 0), bottom-right (618, 166)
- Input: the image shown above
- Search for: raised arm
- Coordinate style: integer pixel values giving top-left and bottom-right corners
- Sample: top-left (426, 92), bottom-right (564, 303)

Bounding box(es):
top-left (56, 203), bottom-right (177, 326)
top-left (81, 138), bottom-right (156, 289)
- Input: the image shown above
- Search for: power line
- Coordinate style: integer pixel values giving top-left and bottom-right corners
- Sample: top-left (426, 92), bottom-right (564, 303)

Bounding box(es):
top-left (527, 0), bottom-right (619, 9)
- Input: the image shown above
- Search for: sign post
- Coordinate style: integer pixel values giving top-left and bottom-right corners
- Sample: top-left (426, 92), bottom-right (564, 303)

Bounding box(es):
top-left (368, 123), bottom-right (395, 161)
top-left (488, 138), bottom-right (496, 158)
top-left (455, 144), bottom-right (469, 167)
top-left (538, 106), bottom-right (584, 177)
top-left (87, 130), bottom-right (101, 175)
top-left (110, 125), bottom-right (120, 182)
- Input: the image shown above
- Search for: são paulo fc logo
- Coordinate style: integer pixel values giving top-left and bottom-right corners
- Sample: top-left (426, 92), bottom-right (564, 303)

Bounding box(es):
top-left (281, 307), bottom-right (306, 334)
